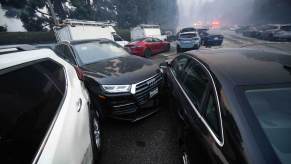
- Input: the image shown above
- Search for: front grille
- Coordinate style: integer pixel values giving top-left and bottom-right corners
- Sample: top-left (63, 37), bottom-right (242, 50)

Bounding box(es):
top-left (135, 73), bottom-right (162, 105)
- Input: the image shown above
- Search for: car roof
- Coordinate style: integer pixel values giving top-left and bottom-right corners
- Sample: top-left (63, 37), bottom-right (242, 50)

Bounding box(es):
top-left (185, 48), bottom-right (291, 86)
top-left (62, 38), bottom-right (112, 45)
top-left (0, 48), bottom-right (57, 70)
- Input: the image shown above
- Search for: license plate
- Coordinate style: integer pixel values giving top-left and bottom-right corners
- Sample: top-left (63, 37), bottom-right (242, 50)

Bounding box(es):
top-left (214, 37), bottom-right (219, 40)
top-left (149, 88), bottom-right (158, 98)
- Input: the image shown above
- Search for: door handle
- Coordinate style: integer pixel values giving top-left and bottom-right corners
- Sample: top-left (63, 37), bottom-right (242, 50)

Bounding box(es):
top-left (76, 98), bottom-right (82, 112)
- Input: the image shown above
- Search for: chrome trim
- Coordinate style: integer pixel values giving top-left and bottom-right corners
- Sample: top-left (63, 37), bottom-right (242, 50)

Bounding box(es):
top-left (113, 102), bottom-right (135, 108)
top-left (130, 73), bottom-right (161, 94)
top-left (169, 57), bottom-right (224, 147)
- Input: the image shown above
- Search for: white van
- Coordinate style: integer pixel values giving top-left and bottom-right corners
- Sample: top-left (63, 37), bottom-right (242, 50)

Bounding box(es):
top-left (54, 19), bottom-right (128, 47)
top-left (131, 24), bottom-right (167, 41)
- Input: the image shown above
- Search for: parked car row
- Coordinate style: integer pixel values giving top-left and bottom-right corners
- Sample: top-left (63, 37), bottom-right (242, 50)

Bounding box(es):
top-left (235, 24), bottom-right (291, 42)
top-left (176, 27), bottom-right (224, 52)
top-left (0, 40), bottom-right (163, 163)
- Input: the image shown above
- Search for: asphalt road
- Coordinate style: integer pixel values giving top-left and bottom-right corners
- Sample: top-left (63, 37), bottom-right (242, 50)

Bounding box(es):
top-left (99, 93), bottom-right (182, 164)
top-left (98, 29), bottom-right (291, 164)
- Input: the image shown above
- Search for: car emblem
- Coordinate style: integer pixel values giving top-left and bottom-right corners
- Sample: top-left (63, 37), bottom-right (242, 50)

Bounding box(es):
top-left (147, 78), bottom-right (156, 87)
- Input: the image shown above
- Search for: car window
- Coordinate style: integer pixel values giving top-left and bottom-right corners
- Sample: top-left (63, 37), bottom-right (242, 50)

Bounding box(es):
top-left (152, 38), bottom-right (161, 42)
top-left (203, 88), bottom-right (221, 138)
top-left (179, 33), bottom-right (197, 38)
top-left (281, 25), bottom-right (291, 31)
top-left (144, 38), bottom-right (153, 42)
top-left (113, 35), bottom-right (123, 41)
top-left (55, 45), bottom-right (76, 65)
top-left (182, 62), bottom-right (209, 108)
top-left (171, 55), bottom-right (190, 81)
top-left (245, 87), bottom-right (291, 164)
top-left (0, 59), bottom-right (66, 163)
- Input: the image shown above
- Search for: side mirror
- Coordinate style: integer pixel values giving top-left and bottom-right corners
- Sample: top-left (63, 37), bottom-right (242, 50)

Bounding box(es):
top-left (159, 61), bottom-right (169, 69)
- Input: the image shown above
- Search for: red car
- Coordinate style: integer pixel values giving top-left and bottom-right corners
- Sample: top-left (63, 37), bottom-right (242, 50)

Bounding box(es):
top-left (125, 38), bottom-right (170, 57)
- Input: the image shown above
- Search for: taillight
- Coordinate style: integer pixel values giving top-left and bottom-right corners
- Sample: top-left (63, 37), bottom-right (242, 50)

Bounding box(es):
top-left (74, 66), bottom-right (84, 81)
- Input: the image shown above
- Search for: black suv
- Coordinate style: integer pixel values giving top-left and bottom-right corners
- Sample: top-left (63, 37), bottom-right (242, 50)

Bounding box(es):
top-left (54, 39), bottom-right (163, 121)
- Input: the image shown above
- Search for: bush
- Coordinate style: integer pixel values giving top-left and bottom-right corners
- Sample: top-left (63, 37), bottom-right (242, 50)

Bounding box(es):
top-left (0, 32), bottom-right (56, 45)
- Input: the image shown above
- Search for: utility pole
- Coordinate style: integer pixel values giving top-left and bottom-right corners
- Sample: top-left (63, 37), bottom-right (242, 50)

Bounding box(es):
top-left (47, 0), bottom-right (59, 26)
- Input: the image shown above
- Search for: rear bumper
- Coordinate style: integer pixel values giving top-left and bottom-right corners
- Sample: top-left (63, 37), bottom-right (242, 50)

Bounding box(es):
top-left (178, 43), bottom-right (199, 49)
top-left (125, 47), bottom-right (145, 56)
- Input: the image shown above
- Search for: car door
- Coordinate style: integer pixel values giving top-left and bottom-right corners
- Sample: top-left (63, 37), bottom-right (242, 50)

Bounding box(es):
top-left (152, 38), bottom-right (163, 52)
top-left (35, 59), bottom-right (92, 164)
top-left (0, 58), bottom-right (91, 164)
top-left (144, 38), bottom-right (156, 53)
top-left (181, 60), bottom-right (224, 164)
top-left (167, 55), bottom-right (192, 119)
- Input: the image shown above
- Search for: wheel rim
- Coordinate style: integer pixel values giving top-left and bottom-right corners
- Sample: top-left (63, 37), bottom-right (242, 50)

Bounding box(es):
top-left (182, 152), bottom-right (190, 164)
top-left (92, 111), bottom-right (101, 149)
top-left (145, 49), bottom-right (151, 58)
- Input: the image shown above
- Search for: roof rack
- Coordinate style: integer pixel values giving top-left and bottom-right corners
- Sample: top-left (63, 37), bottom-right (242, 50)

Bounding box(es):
top-left (0, 44), bottom-right (35, 54)
top-left (59, 19), bottom-right (116, 27)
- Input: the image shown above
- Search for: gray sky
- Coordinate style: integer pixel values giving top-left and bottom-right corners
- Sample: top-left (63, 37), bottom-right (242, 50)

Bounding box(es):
top-left (177, 0), bottom-right (254, 28)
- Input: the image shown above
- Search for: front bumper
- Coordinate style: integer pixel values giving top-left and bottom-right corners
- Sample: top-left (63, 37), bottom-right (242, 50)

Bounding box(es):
top-left (97, 74), bottom-right (163, 121)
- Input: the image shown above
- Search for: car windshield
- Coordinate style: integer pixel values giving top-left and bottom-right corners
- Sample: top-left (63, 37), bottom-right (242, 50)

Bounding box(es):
top-left (73, 41), bottom-right (129, 65)
top-left (179, 33), bottom-right (197, 38)
top-left (245, 87), bottom-right (291, 164)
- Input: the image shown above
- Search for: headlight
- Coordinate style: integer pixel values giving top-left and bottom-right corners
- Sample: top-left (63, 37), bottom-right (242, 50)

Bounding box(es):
top-left (102, 85), bottom-right (131, 93)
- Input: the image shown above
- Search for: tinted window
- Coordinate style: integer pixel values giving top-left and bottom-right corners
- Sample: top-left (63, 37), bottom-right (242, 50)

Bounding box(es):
top-left (0, 60), bottom-right (66, 163)
top-left (113, 35), bottom-right (123, 41)
top-left (55, 45), bottom-right (76, 64)
top-left (182, 62), bottom-right (209, 108)
top-left (144, 38), bottom-right (153, 42)
top-left (281, 25), bottom-right (291, 31)
top-left (180, 28), bottom-right (196, 33)
top-left (245, 87), bottom-right (291, 164)
top-left (203, 89), bottom-right (221, 137)
top-left (152, 38), bottom-right (161, 42)
top-left (180, 33), bottom-right (197, 38)
top-left (172, 56), bottom-right (190, 81)
top-left (73, 41), bottom-right (129, 65)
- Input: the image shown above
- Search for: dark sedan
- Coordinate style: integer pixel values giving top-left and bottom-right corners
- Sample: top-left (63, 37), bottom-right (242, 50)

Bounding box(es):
top-left (54, 39), bottom-right (163, 122)
top-left (198, 30), bottom-right (223, 47)
top-left (160, 49), bottom-right (291, 164)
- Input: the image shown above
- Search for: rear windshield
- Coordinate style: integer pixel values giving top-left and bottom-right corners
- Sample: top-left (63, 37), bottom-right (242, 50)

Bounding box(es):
top-left (73, 41), bottom-right (129, 65)
top-left (245, 87), bottom-right (291, 164)
top-left (180, 28), bottom-right (196, 33)
top-left (179, 33), bottom-right (197, 38)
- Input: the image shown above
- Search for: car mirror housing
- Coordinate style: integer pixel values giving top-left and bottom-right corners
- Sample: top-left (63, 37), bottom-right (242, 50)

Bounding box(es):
top-left (159, 61), bottom-right (169, 69)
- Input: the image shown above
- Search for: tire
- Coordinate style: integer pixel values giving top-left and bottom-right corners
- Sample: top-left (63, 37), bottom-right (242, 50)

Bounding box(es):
top-left (90, 109), bottom-right (102, 163)
top-left (144, 48), bottom-right (152, 58)
top-left (177, 45), bottom-right (182, 53)
top-left (165, 44), bottom-right (171, 52)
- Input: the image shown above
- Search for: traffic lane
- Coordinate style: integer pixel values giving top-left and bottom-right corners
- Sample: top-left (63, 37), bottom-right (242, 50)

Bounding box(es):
top-left (221, 30), bottom-right (291, 54)
top-left (99, 93), bottom-right (181, 164)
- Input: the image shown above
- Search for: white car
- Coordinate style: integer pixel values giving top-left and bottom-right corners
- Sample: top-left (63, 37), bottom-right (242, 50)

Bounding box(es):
top-left (0, 45), bottom-right (101, 164)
